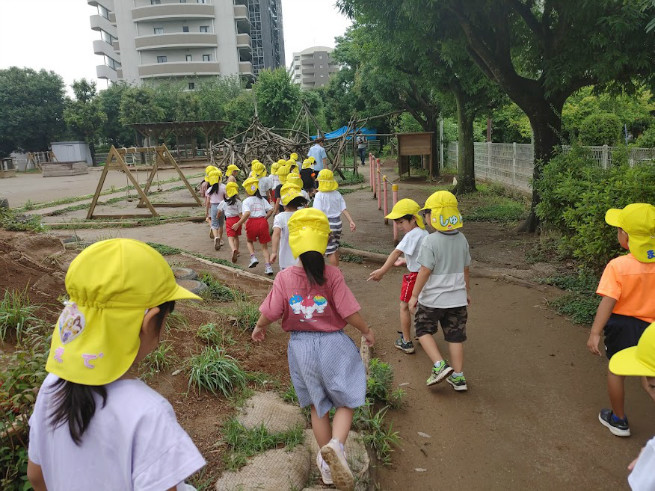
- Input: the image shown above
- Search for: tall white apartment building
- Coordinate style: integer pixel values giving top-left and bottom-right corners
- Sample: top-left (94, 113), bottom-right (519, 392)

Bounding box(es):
top-left (289, 46), bottom-right (339, 90)
top-left (88, 0), bottom-right (285, 87)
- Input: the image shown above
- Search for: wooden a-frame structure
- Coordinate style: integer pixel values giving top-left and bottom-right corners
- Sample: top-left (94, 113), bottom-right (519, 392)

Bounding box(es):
top-left (86, 144), bottom-right (202, 220)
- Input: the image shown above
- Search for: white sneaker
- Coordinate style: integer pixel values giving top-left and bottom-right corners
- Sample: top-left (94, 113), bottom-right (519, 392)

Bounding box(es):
top-left (316, 451), bottom-right (332, 485)
top-left (264, 263), bottom-right (273, 275)
top-left (248, 255), bottom-right (259, 268)
top-left (320, 439), bottom-right (353, 491)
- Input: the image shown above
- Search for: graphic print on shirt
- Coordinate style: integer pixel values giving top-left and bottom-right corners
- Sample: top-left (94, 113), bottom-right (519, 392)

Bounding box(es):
top-left (289, 294), bottom-right (328, 320)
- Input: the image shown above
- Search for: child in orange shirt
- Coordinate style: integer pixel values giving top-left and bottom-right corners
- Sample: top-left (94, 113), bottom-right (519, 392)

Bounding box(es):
top-left (586, 203), bottom-right (655, 437)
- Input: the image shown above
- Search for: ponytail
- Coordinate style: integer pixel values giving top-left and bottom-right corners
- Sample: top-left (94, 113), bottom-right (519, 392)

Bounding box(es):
top-left (225, 195), bottom-right (237, 205)
top-left (49, 301), bottom-right (175, 445)
top-left (299, 251), bottom-right (326, 286)
top-left (209, 183), bottom-right (218, 195)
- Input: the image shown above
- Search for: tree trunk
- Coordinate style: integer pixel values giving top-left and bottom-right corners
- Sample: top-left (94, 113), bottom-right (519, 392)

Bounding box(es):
top-left (88, 139), bottom-right (97, 167)
top-left (518, 99), bottom-right (564, 232)
top-left (454, 90), bottom-right (476, 194)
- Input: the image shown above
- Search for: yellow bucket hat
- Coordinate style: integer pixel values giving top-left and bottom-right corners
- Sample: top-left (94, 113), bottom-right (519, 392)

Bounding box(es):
top-left (252, 161), bottom-right (267, 177)
top-left (317, 169), bottom-right (338, 192)
top-left (288, 208), bottom-right (330, 257)
top-left (277, 159), bottom-right (287, 165)
top-left (45, 239), bottom-right (200, 386)
top-left (287, 159), bottom-right (298, 172)
top-left (204, 165), bottom-right (218, 181)
top-left (287, 172), bottom-right (303, 188)
top-left (226, 164), bottom-right (240, 176)
top-left (225, 181), bottom-right (239, 198)
top-left (277, 164), bottom-right (290, 184)
top-left (422, 190), bottom-right (462, 231)
top-left (609, 322), bottom-right (655, 376)
top-left (270, 162), bottom-right (280, 175)
top-left (280, 182), bottom-right (303, 206)
top-left (605, 203), bottom-right (655, 262)
top-left (242, 176), bottom-right (259, 195)
top-left (290, 152), bottom-right (299, 161)
top-left (385, 198), bottom-right (425, 229)
top-left (302, 158), bottom-right (314, 169)
top-left (207, 170), bottom-right (220, 186)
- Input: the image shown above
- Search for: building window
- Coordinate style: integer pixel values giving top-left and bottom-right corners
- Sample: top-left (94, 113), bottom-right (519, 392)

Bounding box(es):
top-left (199, 26), bottom-right (209, 33)
top-left (182, 26), bottom-right (189, 32)
top-left (157, 56), bottom-right (167, 63)
top-left (186, 54), bottom-right (192, 61)
top-left (151, 0), bottom-right (161, 4)
top-left (154, 27), bottom-right (164, 34)
top-left (98, 5), bottom-right (109, 19)
top-left (197, 0), bottom-right (206, 3)
top-left (188, 82), bottom-right (195, 90)
top-left (180, 0), bottom-right (187, 2)
top-left (202, 54), bottom-right (210, 61)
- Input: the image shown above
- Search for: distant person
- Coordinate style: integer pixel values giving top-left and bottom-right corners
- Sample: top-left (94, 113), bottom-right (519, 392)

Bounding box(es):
top-left (226, 164), bottom-right (240, 183)
top-left (408, 191), bottom-right (471, 391)
top-left (608, 322), bottom-right (655, 489)
top-left (356, 132), bottom-right (367, 166)
top-left (27, 239), bottom-right (204, 491)
top-left (252, 208), bottom-right (374, 490)
top-left (308, 137), bottom-right (328, 172)
top-left (368, 199), bottom-right (428, 354)
top-left (300, 158), bottom-right (317, 196)
top-left (586, 203), bottom-right (655, 437)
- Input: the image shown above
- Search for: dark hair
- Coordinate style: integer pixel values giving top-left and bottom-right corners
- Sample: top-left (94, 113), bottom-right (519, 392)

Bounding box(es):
top-left (299, 251), bottom-right (326, 286)
top-left (254, 189), bottom-right (263, 199)
top-left (225, 194), bottom-right (238, 205)
top-left (394, 214), bottom-right (415, 222)
top-left (49, 301), bottom-right (175, 445)
top-left (208, 183), bottom-right (218, 195)
top-left (283, 196), bottom-right (308, 211)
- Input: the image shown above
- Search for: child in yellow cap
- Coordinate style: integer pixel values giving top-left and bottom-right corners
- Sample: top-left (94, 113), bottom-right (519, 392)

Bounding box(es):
top-left (408, 191), bottom-right (471, 391)
top-left (586, 203), bottom-right (655, 437)
top-left (252, 208), bottom-right (374, 490)
top-left (218, 181), bottom-right (243, 263)
top-left (225, 164), bottom-right (240, 183)
top-left (300, 157), bottom-right (317, 196)
top-left (205, 169), bottom-right (226, 250)
top-left (271, 183), bottom-right (309, 271)
top-left (313, 169), bottom-right (356, 267)
top-left (368, 199), bottom-right (428, 354)
top-left (233, 177), bottom-right (274, 274)
top-left (27, 239), bottom-right (204, 490)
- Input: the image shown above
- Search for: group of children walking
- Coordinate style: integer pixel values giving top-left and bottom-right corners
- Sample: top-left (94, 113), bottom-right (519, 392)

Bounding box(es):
top-left (25, 150), bottom-right (655, 490)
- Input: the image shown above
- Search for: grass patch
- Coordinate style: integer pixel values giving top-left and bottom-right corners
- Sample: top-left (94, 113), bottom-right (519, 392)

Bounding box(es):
top-left (140, 341), bottom-right (176, 377)
top-left (540, 272), bottom-right (600, 325)
top-left (464, 199), bottom-right (527, 222)
top-left (222, 419), bottom-right (305, 470)
top-left (0, 288), bottom-right (39, 343)
top-left (194, 253), bottom-right (243, 270)
top-left (227, 301), bottom-right (260, 331)
top-left (199, 273), bottom-right (244, 302)
top-left (0, 208), bottom-right (43, 232)
top-left (353, 403), bottom-right (400, 466)
top-left (188, 346), bottom-right (247, 396)
top-left (146, 242), bottom-right (182, 255)
top-left (340, 253), bottom-right (363, 264)
top-left (366, 358), bottom-right (404, 409)
top-left (165, 311), bottom-right (189, 331)
top-left (337, 170), bottom-right (365, 186)
top-left (196, 322), bottom-right (236, 347)
top-left (280, 384), bottom-right (298, 405)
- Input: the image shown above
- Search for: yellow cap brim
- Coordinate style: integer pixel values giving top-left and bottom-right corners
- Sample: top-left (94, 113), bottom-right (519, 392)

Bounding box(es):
top-left (605, 209), bottom-right (622, 228)
top-left (609, 346), bottom-right (655, 377)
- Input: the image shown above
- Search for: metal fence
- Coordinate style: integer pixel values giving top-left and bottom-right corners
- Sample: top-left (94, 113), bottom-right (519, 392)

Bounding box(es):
top-left (446, 142), bottom-right (655, 192)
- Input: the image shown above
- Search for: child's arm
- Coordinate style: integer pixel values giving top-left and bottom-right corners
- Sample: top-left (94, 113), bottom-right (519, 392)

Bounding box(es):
top-left (464, 266), bottom-right (471, 306)
top-left (205, 196), bottom-right (211, 222)
top-left (265, 207), bottom-right (274, 219)
top-left (252, 313), bottom-right (274, 342)
top-left (641, 377), bottom-right (655, 404)
top-left (408, 265), bottom-right (432, 312)
top-left (27, 460), bottom-right (46, 491)
top-left (586, 295), bottom-right (617, 356)
top-left (342, 209), bottom-right (356, 232)
top-left (270, 227), bottom-right (281, 263)
top-left (368, 248), bottom-right (403, 282)
top-left (344, 311), bottom-right (375, 346)
top-left (233, 211), bottom-right (250, 230)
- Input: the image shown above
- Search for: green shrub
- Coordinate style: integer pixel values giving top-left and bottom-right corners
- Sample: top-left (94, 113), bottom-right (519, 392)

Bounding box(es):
top-left (140, 341), bottom-right (176, 376)
top-left (578, 112), bottom-right (621, 146)
top-left (367, 358), bottom-right (404, 408)
top-left (0, 289), bottom-right (39, 343)
top-left (196, 322), bottom-right (235, 347)
top-left (199, 273), bottom-right (243, 302)
top-left (636, 126), bottom-right (655, 147)
top-left (188, 346), bottom-right (247, 396)
top-left (540, 272), bottom-right (601, 325)
top-left (227, 302), bottom-right (260, 331)
top-left (536, 145), bottom-right (655, 272)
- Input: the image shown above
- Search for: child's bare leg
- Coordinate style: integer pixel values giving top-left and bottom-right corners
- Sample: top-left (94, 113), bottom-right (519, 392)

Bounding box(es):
top-left (608, 371), bottom-right (626, 418)
top-left (418, 334), bottom-right (445, 364)
top-left (246, 240), bottom-right (256, 255)
top-left (310, 405), bottom-right (332, 448)
top-left (228, 236), bottom-right (237, 252)
top-left (448, 342), bottom-right (464, 373)
top-left (217, 225), bottom-right (223, 242)
top-left (399, 301), bottom-right (411, 341)
top-left (326, 251), bottom-right (338, 266)
top-left (211, 228), bottom-right (219, 240)
top-left (260, 242), bottom-right (271, 263)
top-left (235, 236), bottom-right (240, 253)
top-left (332, 407), bottom-right (354, 444)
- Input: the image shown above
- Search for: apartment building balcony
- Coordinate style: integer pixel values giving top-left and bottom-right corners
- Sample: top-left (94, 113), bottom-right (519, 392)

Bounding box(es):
top-left (138, 61), bottom-right (220, 78)
top-left (90, 14), bottom-right (118, 38)
top-left (93, 39), bottom-right (119, 59)
top-left (112, 40), bottom-right (120, 53)
top-left (96, 64), bottom-right (118, 82)
top-left (236, 33), bottom-right (251, 49)
top-left (239, 61), bottom-right (253, 76)
top-left (234, 4), bottom-right (250, 32)
top-left (135, 33), bottom-right (217, 51)
top-left (132, 3), bottom-right (215, 22)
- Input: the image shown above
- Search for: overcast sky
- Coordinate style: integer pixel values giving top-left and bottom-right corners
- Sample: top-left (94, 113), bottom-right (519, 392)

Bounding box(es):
top-left (0, 0), bottom-right (351, 92)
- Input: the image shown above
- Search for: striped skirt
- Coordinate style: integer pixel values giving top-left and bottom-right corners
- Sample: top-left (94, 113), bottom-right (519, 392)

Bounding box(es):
top-left (287, 330), bottom-right (367, 418)
top-left (326, 216), bottom-right (342, 255)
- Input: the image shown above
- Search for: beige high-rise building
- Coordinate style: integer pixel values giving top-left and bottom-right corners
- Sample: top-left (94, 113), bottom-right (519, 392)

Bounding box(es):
top-left (88, 0), bottom-right (285, 87)
top-left (289, 46), bottom-right (339, 90)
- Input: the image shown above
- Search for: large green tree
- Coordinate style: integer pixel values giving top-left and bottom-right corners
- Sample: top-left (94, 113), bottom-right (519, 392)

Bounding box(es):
top-left (97, 82), bottom-right (133, 146)
top-left (253, 68), bottom-right (301, 129)
top-left (64, 79), bottom-right (107, 164)
top-left (0, 67), bottom-right (66, 157)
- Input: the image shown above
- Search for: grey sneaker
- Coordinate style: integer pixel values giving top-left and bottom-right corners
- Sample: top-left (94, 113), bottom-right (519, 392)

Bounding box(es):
top-left (316, 451), bottom-right (332, 485)
top-left (426, 360), bottom-right (453, 386)
top-left (598, 408), bottom-right (630, 437)
top-left (248, 255), bottom-right (259, 268)
top-left (320, 439), bottom-right (353, 491)
top-left (394, 333), bottom-right (415, 354)
top-left (447, 373), bottom-right (468, 391)
top-left (264, 263), bottom-right (274, 275)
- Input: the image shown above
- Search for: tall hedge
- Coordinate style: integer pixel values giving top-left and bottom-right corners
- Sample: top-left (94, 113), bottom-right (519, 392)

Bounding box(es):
top-left (578, 112), bottom-right (622, 146)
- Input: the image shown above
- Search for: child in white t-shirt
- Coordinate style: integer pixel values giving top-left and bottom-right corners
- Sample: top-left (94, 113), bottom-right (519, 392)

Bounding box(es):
top-left (368, 199), bottom-right (428, 354)
top-left (27, 239), bottom-right (204, 491)
top-left (312, 169), bottom-right (356, 267)
top-left (271, 183), bottom-right (308, 271)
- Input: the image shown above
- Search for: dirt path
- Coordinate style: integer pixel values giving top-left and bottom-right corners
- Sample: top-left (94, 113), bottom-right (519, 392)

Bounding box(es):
top-left (9, 161), bottom-right (654, 489)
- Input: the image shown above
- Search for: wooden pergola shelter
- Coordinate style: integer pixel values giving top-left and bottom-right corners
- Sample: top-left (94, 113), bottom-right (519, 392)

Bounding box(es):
top-left (86, 144), bottom-right (202, 220)
top-left (396, 132), bottom-right (434, 178)
top-left (131, 120), bottom-right (229, 159)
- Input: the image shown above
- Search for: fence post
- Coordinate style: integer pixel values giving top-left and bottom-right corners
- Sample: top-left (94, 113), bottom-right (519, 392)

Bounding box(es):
top-left (383, 176), bottom-right (389, 222)
top-left (602, 145), bottom-right (609, 169)
top-left (512, 142), bottom-right (517, 187)
top-left (370, 153), bottom-right (374, 193)
top-left (392, 183), bottom-right (399, 243)
top-left (377, 160), bottom-right (382, 210)
top-left (487, 141), bottom-right (492, 177)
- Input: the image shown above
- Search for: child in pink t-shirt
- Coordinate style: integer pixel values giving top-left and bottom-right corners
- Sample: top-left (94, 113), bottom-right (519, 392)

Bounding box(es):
top-left (252, 208), bottom-right (374, 490)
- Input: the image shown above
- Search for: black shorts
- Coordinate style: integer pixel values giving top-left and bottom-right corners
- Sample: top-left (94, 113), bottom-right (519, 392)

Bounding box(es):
top-left (414, 303), bottom-right (467, 342)
top-left (603, 314), bottom-right (650, 359)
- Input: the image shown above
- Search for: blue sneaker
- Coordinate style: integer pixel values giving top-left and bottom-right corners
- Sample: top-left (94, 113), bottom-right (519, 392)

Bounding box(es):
top-left (426, 360), bottom-right (453, 386)
top-left (598, 409), bottom-right (630, 437)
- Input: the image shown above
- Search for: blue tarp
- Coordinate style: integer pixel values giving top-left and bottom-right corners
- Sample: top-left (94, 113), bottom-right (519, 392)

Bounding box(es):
top-left (312, 126), bottom-right (377, 140)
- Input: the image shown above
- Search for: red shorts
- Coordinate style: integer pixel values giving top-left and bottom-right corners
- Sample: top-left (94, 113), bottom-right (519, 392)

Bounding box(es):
top-left (226, 216), bottom-right (242, 238)
top-left (245, 216), bottom-right (271, 243)
top-left (400, 272), bottom-right (418, 303)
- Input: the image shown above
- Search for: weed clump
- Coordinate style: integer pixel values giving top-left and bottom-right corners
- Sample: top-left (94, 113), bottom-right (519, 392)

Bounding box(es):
top-left (188, 346), bottom-right (247, 396)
